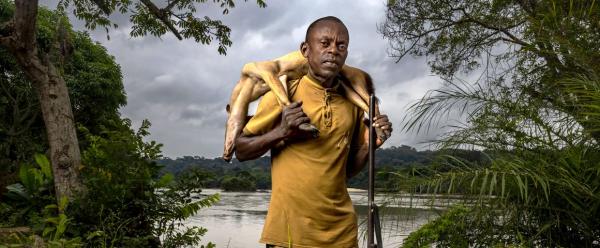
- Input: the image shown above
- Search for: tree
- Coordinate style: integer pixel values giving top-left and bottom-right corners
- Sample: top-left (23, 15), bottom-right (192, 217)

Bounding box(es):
top-left (0, 0), bottom-right (265, 202)
top-left (381, 0), bottom-right (600, 246)
top-left (0, 3), bottom-right (126, 196)
top-left (381, 0), bottom-right (599, 141)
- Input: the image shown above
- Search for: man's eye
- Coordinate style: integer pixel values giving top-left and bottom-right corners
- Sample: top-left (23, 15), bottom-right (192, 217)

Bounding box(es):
top-left (338, 44), bottom-right (347, 50)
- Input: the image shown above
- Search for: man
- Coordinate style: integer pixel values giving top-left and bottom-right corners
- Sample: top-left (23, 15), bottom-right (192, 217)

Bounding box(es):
top-left (235, 16), bottom-right (393, 248)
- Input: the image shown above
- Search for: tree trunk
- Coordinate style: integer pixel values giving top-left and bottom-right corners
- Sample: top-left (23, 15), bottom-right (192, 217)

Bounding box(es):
top-left (23, 55), bottom-right (83, 201)
top-left (1, 0), bottom-right (83, 202)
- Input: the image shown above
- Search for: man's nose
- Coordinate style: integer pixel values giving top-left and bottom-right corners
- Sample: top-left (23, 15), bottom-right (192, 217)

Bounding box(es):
top-left (326, 44), bottom-right (339, 55)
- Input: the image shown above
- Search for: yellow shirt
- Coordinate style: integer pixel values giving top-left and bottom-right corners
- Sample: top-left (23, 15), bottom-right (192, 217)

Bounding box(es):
top-left (244, 75), bottom-right (365, 248)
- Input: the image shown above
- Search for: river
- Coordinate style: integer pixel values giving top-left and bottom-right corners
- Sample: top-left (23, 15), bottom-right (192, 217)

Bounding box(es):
top-left (186, 188), bottom-right (454, 248)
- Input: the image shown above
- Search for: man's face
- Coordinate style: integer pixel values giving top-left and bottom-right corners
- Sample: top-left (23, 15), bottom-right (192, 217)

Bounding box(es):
top-left (301, 21), bottom-right (349, 83)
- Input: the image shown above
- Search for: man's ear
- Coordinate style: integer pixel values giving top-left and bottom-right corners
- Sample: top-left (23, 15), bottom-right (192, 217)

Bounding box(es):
top-left (300, 42), bottom-right (309, 58)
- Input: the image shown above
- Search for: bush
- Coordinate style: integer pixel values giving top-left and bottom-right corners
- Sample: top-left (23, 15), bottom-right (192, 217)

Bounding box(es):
top-left (69, 119), bottom-right (218, 247)
top-left (220, 175), bottom-right (256, 192)
top-left (1, 120), bottom-right (218, 247)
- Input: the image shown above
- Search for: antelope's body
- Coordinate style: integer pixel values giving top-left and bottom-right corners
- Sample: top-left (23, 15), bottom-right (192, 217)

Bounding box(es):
top-left (223, 51), bottom-right (381, 161)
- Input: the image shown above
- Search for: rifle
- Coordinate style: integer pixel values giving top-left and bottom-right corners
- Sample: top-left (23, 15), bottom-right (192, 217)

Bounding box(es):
top-left (367, 94), bottom-right (383, 248)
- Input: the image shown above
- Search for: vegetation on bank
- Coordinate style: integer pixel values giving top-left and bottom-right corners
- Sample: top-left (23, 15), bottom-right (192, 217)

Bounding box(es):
top-left (382, 0), bottom-right (600, 247)
top-left (157, 145), bottom-right (486, 192)
top-left (0, 0), bottom-right (265, 245)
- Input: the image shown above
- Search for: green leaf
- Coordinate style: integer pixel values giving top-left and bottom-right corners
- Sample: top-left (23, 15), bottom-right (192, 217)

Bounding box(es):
top-left (34, 153), bottom-right (53, 180)
top-left (58, 196), bottom-right (69, 212)
top-left (5, 183), bottom-right (29, 200)
top-left (43, 226), bottom-right (54, 238)
top-left (18, 164), bottom-right (35, 193)
top-left (56, 213), bottom-right (68, 239)
top-left (157, 173), bottom-right (174, 188)
top-left (85, 230), bottom-right (105, 240)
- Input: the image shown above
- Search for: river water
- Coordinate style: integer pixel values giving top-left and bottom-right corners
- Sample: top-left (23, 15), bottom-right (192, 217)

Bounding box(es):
top-left (186, 189), bottom-right (453, 248)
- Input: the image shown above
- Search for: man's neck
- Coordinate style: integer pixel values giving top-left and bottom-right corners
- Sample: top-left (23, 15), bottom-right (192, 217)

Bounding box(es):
top-left (307, 72), bottom-right (337, 88)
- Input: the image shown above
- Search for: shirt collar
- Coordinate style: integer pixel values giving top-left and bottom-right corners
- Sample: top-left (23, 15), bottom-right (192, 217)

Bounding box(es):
top-left (304, 74), bottom-right (341, 92)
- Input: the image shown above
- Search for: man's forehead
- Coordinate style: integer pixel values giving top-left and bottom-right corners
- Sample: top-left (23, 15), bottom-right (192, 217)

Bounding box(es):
top-left (308, 20), bottom-right (349, 39)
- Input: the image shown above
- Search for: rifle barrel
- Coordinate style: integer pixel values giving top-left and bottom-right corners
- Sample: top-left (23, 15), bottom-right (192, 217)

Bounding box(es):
top-left (367, 94), bottom-right (376, 247)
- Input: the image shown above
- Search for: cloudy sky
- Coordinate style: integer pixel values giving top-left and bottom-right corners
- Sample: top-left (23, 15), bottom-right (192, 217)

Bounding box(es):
top-left (58, 0), bottom-right (447, 158)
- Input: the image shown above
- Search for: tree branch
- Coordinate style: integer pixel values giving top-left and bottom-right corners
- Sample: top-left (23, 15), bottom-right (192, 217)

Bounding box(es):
top-left (139, 0), bottom-right (183, 40)
top-left (457, 7), bottom-right (531, 48)
top-left (165, 0), bottom-right (183, 11)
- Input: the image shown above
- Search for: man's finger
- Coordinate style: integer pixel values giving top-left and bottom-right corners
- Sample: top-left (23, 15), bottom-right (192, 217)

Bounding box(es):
top-left (379, 123), bottom-right (392, 130)
top-left (287, 101), bottom-right (302, 109)
top-left (374, 116), bottom-right (389, 123)
top-left (292, 117), bottom-right (311, 127)
top-left (284, 104), bottom-right (306, 116)
top-left (287, 111), bottom-right (307, 122)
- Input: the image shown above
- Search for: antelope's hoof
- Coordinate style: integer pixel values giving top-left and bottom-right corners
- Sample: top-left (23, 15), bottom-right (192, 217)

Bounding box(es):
top-left (299, 123), bottom-right (319, 138)
top-left (222, 154), bottom-right (233, 162)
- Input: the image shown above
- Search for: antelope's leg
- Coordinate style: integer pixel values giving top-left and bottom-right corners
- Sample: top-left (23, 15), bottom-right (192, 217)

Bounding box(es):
top-left (340, 67), bottom-right (391, 140)
top-left (280, 75), bottom-right (318, 137)
top-left (226, 78), bottom-right (245, 114)
top-left (250, 78), bottom-right (270, 101)
top-left (340, 82), bottom-right (387, 141)
top-left (245, 62), bottom-right (319, 137)
top-left (341, 65), bottom-right (372, 104)
top-left (243, 62), bottom-right (291, 106)
top-left (223, 76), bottom-right (256, 161)
top-left (340, 82), bottom-right (369, 112)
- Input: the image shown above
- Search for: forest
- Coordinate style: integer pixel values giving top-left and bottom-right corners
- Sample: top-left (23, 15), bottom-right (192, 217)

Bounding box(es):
top-left (158, 145), bottom-right (485, 191)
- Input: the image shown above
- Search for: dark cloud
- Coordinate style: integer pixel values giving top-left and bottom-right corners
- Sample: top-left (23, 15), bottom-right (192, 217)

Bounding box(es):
top-left (46, 0), bottom-right (451, 158)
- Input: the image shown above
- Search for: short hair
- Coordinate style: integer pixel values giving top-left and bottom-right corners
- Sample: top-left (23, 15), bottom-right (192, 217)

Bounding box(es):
top-left (305, 16), bottom-right (347, 42)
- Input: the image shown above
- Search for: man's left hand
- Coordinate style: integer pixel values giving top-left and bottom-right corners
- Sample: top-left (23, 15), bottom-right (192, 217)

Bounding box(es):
top-left (363, 114), bottom-right (393, 148)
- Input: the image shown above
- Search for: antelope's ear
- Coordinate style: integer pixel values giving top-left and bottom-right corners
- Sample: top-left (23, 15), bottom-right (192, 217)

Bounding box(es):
top-left (300, 42), bottom-right (309, 58)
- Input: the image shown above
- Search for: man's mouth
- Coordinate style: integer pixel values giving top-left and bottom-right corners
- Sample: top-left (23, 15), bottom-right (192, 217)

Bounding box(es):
top-left (323, 60), bottom-right (338, 67)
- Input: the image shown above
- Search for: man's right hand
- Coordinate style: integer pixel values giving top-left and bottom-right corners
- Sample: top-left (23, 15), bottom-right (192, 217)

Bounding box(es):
top-left (277, 101), bottom-right (312, 140)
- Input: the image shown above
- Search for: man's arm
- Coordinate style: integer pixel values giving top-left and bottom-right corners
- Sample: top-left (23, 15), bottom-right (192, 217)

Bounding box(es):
top-left (235, 101), bottom-right (311, 161)
top-left (346, 115), bottom-right (393, 178)
top-left (235, 127), bottom-right (286, 162)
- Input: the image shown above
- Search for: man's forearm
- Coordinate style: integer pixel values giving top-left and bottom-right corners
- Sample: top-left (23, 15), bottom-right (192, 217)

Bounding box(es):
top-left (235, 128), bottom-right (286, 161)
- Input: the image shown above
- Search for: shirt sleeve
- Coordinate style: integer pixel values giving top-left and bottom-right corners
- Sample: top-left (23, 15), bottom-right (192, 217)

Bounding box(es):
top-left (242, 91), bottom-right (282, 136)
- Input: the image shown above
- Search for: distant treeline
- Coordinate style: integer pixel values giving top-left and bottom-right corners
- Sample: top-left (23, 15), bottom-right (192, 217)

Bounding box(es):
top-left (157, 145), bottom-right (487, 191)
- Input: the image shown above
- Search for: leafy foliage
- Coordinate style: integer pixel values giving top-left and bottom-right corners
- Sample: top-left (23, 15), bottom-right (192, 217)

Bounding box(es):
top-left (157, 146), bottom-right (485, 192)
top-left (158, 155), bottom-right (272, 190)
top-left (1, 154), bottom-right (55, 228)
top-left (2, 120), bottom-right (218, 247)
top-left (56, 0), bottom-right (267, 54)
top-left (403, 205), bottom-right (470, 248)
top-left (2, 0), bottom-right (273, 246)
top-left (220, 173), bottom-right (256, 192)
top-left (0, 155), bottom-right (83, 247)
top-left (1, 3), bottom-right (218, 246)
top-left (0, 2), bottom-right (126, 193)
top-left (63, 119), bottom-right (217, 247)
top-left (382, 0), bottom-right (600, 246)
